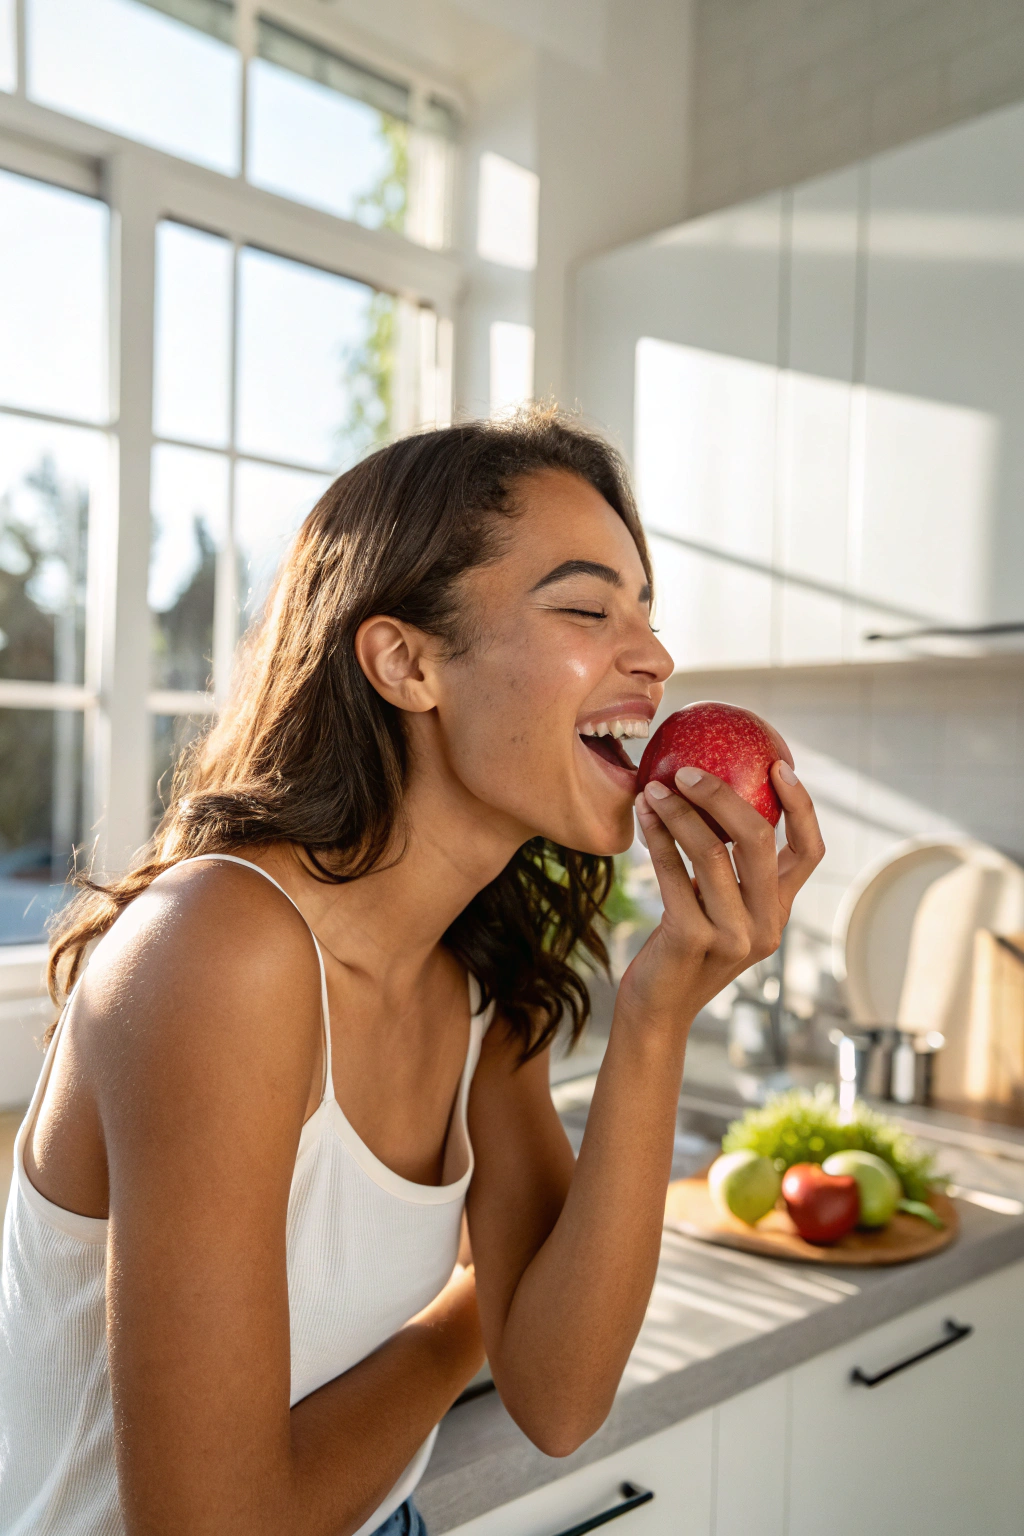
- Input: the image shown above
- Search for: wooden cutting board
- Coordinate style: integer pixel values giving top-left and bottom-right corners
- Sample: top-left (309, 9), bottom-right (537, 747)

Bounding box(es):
top-left (664, 1179), bottom-right (958, 1265)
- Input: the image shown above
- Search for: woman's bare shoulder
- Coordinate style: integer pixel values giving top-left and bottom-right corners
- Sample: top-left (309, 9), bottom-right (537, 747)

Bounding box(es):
top-left (71, 857), bottom-right (323, 1114)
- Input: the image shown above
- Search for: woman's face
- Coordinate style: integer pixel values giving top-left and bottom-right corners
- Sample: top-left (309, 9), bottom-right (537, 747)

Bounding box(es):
top-left (432, 468), bottom-right (674, 856)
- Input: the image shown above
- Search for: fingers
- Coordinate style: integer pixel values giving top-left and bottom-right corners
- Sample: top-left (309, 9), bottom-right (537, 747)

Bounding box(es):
top-left (772, 760), bottom-right (826, 909)
top-left (634, 792), bottom-right (706, 926)
top-left (636, 760), bottom-right (826, 966)
top-left (650, 769), bottom-right (779, 945)
top-left (638, 780), bottom-right (748, 939)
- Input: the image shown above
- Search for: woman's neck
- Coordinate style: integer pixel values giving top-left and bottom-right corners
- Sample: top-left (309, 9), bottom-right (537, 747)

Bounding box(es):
top-left (254, 766), bottom-right (527, 993)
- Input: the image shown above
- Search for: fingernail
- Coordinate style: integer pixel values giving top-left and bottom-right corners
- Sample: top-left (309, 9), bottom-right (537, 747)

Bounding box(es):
top-left (675, 766), bottom-right (702, 787)
top-left (634, 813), bottom-right (648, 848)
top-left (645, 780), bottom-right (671, 801)
top-left (778, 762), bottom-right (799, 785)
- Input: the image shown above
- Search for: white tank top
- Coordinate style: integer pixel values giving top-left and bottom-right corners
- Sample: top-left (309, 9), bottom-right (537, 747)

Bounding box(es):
top-left (0, 854), bottom-right (493, 1536)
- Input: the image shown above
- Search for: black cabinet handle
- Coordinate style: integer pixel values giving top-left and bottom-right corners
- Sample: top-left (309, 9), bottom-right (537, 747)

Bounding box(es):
top-left (549, 1483), bottom-right (654, 1536)
top-left (851, 1318), bottom-right (973, 1388)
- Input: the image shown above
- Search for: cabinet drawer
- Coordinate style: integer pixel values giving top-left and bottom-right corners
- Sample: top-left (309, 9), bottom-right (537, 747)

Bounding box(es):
top-left (788, 1259), bottom-right (1024, 1536)
top-left (443, 1412), bottom-right (714, 1536)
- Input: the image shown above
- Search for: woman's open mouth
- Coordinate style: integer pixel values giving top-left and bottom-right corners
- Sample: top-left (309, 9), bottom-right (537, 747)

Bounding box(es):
top-left (577, 717), bottom-right (648, 790)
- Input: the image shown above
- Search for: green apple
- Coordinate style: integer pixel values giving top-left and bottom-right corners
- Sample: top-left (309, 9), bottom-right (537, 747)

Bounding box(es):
top-left (708, 1150), bottom-right (781, 1226)
top-left (822, 1150), bottom-right (902, 1228)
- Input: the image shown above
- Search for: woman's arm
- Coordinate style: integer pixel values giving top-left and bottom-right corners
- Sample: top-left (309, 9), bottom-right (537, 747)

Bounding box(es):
top-left (467, 765), bottom-right (824, 1454)
top-left (91, 868), bottom-right (482, 1536)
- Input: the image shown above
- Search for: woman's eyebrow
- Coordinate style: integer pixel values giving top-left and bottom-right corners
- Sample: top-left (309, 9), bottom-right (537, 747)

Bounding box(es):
top-left (530, 559), bottom-right (623, 592)
top-left (530, 560), bottom-right (651, 604)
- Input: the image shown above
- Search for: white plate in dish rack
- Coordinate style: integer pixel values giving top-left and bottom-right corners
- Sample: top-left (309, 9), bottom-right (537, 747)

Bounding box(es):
top-left (833, 835), bottom-right (1024, 1030)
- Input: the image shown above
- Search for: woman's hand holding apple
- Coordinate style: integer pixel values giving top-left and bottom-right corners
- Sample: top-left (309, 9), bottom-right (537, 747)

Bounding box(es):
top-left (621, 755), bottom-right (825, 1039)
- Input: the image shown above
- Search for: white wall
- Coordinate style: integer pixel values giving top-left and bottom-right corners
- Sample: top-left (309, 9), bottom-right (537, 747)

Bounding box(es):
top-left (690, 0), bottom-right (1024, 216)
top-left (534, 0), bottom-right (693, 404)
top-left (451, 0), bottom-right (694, 414)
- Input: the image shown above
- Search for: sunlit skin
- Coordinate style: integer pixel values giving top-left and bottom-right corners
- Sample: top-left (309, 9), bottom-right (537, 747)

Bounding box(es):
top-left (367, 467), bottom-right (670, 863)
top-left (22, 468), bottom-right (825, 1536)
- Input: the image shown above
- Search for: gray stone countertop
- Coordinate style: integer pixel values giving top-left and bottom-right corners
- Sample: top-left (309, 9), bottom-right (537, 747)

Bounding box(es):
top-left (417, 1079), bottom-right (1024, 1534)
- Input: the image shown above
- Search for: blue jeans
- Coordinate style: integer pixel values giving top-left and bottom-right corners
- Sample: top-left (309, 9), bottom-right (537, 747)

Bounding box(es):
top-left (371, 1500), bottom-right (427, 1536)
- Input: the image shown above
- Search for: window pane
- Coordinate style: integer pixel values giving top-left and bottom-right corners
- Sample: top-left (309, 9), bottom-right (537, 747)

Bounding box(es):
top-left (234, 461), bottom-right (328, 629)
top-left (248, 21), bottom-right (408, 232)
top-left (152, 712), bottom-right (207, 825)
top-left (0, 416), bottom-right (104, 685)
top-left (154, 222), bottom-right (233, 448)
top-left (27, 0), bottom-right (240, 176)
top-left (0, 169), bottom-right (108, 423)
top-left (236, 247), bottom-right (395, 471)
top-left (0, 706), bottom-right (83, 944)
top-left (150, 445), bottom-right (227, 691)
top-left (0, 0), bottom-right (15, 92)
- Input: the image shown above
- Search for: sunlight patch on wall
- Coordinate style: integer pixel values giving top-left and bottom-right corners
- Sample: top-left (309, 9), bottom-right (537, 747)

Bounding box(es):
top-left (476, 152), bottom-right (539, 271)
top-left (489, 321), bottom-right (534, 417)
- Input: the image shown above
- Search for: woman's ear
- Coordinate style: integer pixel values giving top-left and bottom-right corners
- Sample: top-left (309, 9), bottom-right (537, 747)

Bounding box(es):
top-left (354, 615), bottom-right (439, 713)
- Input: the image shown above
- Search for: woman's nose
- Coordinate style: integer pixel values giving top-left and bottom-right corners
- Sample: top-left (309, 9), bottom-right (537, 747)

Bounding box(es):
top-left (622, 625), bottom-right (674, 683)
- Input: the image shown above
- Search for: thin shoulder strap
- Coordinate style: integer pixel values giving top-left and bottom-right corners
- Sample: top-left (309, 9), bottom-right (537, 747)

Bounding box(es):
top-left (175, 854), bottom-right (334, 1105)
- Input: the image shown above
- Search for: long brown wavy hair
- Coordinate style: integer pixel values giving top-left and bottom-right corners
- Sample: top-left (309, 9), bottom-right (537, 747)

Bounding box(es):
top-left (48, 410), bottom-right (652, 1060)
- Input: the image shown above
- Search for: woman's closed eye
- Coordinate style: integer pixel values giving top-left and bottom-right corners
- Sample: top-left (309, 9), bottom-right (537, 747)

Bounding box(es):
top-left (552, 606), bottom-right (607, 620)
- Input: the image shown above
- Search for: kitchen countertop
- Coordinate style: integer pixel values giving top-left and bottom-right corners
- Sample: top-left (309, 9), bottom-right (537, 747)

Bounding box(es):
top-left (417, 1068), bottom-right (1024, 1534)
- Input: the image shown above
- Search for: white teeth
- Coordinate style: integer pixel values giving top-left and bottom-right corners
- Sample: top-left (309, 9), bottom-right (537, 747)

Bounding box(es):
top-left (579, 718), bottom-right (651, 739)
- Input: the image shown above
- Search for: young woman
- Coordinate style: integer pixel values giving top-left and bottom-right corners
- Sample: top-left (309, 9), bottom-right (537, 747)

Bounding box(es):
top-left (1, 413), bottom-right (823, 1536)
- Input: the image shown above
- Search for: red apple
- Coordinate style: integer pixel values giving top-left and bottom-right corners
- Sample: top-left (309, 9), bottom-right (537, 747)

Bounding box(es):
top-left (636, 702), bottom-right (793, 842)
top-left (781, 1163), bottom-right (860, 1245)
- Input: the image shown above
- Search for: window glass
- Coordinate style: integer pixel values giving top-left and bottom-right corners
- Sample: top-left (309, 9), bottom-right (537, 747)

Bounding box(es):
top-left (0, 0), bottom-right (15, 92)
top-left (27, 0), bottom-right (240, 175)
top-left (150, 445), bottom-right (228, 691)
top-left (0, 706), bottom-right (83, 943)
top-left (0, 416), bottom-right (105, 686)
top-left (154, 222), bottom-right (233, 449)
top-left (152, 712), bottom-right (208, 825)
top-left (234, 461), bottom-right (328, 629)
top-left (0, 169), bottom-right (108, 423)
top-left (248, 19), bottom-right (408, 232)
top-left (236, 247), bottom-right (394, 471)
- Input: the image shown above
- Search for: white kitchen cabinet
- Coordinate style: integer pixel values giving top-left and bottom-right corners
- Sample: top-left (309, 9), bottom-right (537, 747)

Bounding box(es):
top-left (853, 102), bottom-right (1024, 658)
top-left (646, 531), bottom-right (773, 676)
top-left (575, 99), bottom-right (1024, 678)
top-left (443, 1411), bottom-right (715, 1536)
top-left (713, 1374), bottom-right (788, 1536)
top-left (787, 1259), bottom-right (1024, 1536)
top-left (777, 166), bottom-right (860, 667)
top-left (575, 194), bottom-right (784, 675)
top-left (442, 1261), bottom-right (1024, 1536)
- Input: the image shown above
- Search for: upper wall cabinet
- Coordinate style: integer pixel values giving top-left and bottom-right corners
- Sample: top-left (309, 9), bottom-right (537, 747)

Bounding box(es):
top-left (575, 195), bottom-right (783, 672)
top-left (855, 106), bottom-right (1024, 654)
top-left (778, 166), bottom-right (860, 666)
top-left (575, 101), bottom-right (1024, 674)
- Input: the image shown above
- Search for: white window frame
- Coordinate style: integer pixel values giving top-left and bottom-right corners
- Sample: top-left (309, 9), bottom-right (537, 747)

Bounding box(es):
top-left (0, 0), bottom-right (463, 941)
